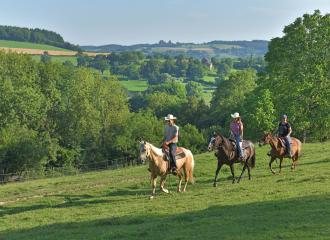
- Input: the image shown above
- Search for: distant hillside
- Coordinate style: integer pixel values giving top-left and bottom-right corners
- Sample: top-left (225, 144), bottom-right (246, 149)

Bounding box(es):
top-left (0, 25), bottom-right (84, 52)
top-left (82, 40), bottom-right (269, 59)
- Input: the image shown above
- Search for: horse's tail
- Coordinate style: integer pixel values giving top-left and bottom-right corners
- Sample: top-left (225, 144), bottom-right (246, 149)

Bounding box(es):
top-left (250, 151), bottom-right (256, 169)
top-left (188, 150), bottom-right (195, 184)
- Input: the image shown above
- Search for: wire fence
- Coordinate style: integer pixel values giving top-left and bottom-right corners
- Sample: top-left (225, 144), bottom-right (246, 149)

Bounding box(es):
top-left (0, 156), bottom-right (141, 185)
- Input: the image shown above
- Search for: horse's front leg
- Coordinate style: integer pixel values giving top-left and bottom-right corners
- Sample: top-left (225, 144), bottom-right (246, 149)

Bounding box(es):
top-left (279, 157), bottom-right (284, 175)
top-left (237, 159), bottom-right (248, 183)
top-left (269, 157), bottom-right (276, 174)
top-left (214, 162), bottom-right (223, 187)
top-left (177, 170), bottom-right (183, 193)
top-left (149, 174), bottom-right (158, 200)
top-left (230, 164), bottom-right (236, 184)
top-left (160, 174), bottom-right (172, 195)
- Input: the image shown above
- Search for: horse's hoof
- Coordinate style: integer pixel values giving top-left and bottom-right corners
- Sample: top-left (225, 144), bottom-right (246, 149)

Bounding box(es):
top-left (271, 171), bottom-right (276, 174)
top-left (249, 176), bottom-right (252, 180)
top-left (278, 173), bottom-right (281, 175)
top-left (168, 190), bottom-right (172, 195)
top-left (237, 180), bottom-right (241, 184)
top-left (149, 196), bottom-right (154, 200)
top-left (291, 165), bottom-right (294, 169)
top-left (213, 183), bottom-right (217, 187)
top-left (232, 181), bottom-right (235, 184)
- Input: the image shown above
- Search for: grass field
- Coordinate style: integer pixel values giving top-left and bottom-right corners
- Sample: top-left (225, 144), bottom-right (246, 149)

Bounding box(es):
top-left (0, 142), bottom-right (329, 239)
top-left (0, 40), bottom-right (72, 51)
top-left (119, 78), bottom-right (149, 92)
top-left (30, 55), bottom-right (78, 66)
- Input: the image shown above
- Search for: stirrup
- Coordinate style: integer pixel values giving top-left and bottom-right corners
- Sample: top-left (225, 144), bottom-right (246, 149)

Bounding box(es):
top-left (171, 167), bottom-right (178, 176)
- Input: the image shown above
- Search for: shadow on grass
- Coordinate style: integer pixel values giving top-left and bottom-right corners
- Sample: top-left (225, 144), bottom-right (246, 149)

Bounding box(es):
top-left (1, 194), bottom-right (329, 239)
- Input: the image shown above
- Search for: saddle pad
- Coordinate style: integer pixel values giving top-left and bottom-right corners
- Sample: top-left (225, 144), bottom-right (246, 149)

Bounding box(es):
top-left (242, 140), bottom-right (250, 148)
top-left (175, 152), bottom-right (186, 160)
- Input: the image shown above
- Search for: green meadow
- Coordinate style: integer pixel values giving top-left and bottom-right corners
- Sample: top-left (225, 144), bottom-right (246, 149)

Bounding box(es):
top-left (0, 40), bottom-right (73, 51)
top-left (0, 142), bottom-right (329, 239)
top-left (30, 55), bottom-right (78, 66)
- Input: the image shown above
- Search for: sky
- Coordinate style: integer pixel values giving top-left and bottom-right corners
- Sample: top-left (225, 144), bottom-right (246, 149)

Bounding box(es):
top-left (1, 0), bottom-right (330, 46)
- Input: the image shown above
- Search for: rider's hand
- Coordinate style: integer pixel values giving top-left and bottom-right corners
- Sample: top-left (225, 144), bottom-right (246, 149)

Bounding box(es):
top-left (284, 136), bottom-right (288, 139)
top-left (165, 141), bottom-right (169, 145)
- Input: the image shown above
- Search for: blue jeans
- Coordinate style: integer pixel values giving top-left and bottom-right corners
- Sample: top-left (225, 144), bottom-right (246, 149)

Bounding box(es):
top-left (168, 143), bottom-right (178, 168)
top-left (284, 136), bottom-right (291, 155)
top-left (234, 135), bottom-right (244, 158)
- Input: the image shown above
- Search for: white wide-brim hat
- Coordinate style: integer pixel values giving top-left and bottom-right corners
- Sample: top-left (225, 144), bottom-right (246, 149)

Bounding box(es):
top-left (231, 112), bottom-right (240, 118)
top-left (165, 114), bottom-right (177, 120)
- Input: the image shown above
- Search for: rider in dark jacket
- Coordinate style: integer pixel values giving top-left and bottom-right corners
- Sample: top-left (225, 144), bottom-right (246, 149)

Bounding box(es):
top-left (273, 115), bottom-right (292, 157)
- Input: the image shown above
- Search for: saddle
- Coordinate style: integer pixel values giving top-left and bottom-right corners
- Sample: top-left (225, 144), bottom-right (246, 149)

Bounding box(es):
top-left (278, 137), bottom-right (294, 156)
top-left (227, 137), bottom-right (250, 160)
top-left (161, 145), bottom-right (186, 172)
top-left (228, 137), bottom-right (250, 151)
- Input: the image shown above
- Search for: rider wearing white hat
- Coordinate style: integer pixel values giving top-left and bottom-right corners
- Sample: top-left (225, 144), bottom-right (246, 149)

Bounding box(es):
top-left (230, 112), bottom-right (244, 163)
top-left (159, 114), bottom-right (180, 175)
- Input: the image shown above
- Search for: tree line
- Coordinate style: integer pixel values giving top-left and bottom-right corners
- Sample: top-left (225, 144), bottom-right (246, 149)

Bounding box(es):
top-left (0, 25), bottom-right (84, 52)
top-left (1, 10), bottom-right (329, 175)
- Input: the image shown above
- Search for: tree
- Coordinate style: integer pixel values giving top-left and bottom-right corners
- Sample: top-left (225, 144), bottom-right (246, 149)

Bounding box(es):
top-left (40, 51), bottom-right (51, 63)
top-left (210, 68), bottom-right (257, 126)
top-left (92, 55), bottom-right (110, 74)
top-left (146, 80), bottom-right (187, 100)
top-left (63, 60), bottom-right (74, 70)
top-left (185, 81), bottom-right (204, 98)
top-left (260, 9), bottom-right (330, 141)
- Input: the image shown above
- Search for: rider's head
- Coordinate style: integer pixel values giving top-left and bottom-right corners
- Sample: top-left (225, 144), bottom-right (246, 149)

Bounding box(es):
top-left (165, 114), bottom-right (176, 126)
top-left (231, 112), bottom-right (241, 122)
top-left (282, 115), bottom-right (287, 122)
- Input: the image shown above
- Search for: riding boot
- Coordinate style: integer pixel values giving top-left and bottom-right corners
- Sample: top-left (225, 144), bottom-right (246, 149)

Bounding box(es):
top-left (239, 154), bottom-right (245, 163)
top-left (267, 151), bottom-right (271, 156)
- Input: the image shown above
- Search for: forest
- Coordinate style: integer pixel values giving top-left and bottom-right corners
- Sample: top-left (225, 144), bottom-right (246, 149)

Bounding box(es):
top-left (0, 10), bottom-right (329, 175)
top-left (0, 25), bottom-right (83, 52)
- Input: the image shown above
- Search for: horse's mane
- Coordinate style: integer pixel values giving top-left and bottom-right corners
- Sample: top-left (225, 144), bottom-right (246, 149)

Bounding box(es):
top-left (143, 141), bottom-right (164, 157)
top-left (219, 134), bottom-right (232, 150)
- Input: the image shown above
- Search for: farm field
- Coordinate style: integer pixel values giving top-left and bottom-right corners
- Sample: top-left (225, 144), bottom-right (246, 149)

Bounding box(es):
top-left (0, 142), bottom-right (329, 239)
top-left (30, 55), bottom-right (78, 66)
top-left (0, 40), bottom-right (73, 51)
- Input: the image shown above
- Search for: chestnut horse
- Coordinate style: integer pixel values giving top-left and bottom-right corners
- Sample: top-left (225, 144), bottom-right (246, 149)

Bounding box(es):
top-left (207, 133), bottom-right (256, 186)
top-left (139, 141), bottom-right (195, 200)
top-left (259, 132), bottom-right (302, 175)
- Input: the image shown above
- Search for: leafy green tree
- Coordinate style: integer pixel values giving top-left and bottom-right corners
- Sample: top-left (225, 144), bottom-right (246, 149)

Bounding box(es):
top-left (210, 68), bottom-right (257, 126)
top-left (40, 51), bottom-right (51, 63)
top-left (143, 91), bottom-right (181, 118)
top-left (63, 60), bottom-right (74, 70)
top-left (185, 81), bottom-right (204, 98)
top-left (260, 9), bottom-right (330, 141)
top-left (146, 80), bottom-right (187, 100)
top-left (140, 58), bottom-right (162, 84)
top-left (154, 52), bottom-right (163, 59)
top-left (179, 124), bottom-right (205, 154)
top-left (92, 55), bottom-right (110, 74)
top-left (124, 65), bottom-right (139, 80)
top-left (224, 58), bottom-right (234, 68)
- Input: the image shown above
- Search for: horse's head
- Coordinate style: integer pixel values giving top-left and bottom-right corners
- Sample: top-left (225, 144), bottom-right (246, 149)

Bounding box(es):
top-left (259, 131), bottom-right (272, 147)
top-left (207, 133), bottom-right (222, 151)
top-left (139, 141), bottom-right (151, 164)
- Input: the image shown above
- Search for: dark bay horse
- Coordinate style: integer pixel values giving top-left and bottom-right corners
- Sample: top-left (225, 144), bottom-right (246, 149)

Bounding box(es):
top-left (207, 133), bottom-right (256, 186)
top-left (139, 141), bottom-right (195, 200)
top-left (259, 132), bottom-right (302, 175)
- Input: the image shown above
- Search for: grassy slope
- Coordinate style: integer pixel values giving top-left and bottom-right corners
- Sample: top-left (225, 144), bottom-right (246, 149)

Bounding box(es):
top-left (0, 142), bottom-right (329, 239)
top-left (30, 55), bottom-right (78, 66)
top-left (0, 40), bottom-right (73, 51)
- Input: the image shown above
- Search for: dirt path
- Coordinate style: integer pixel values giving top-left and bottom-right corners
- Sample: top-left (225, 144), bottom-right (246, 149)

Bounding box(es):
top-left (0, 47), bottom-right (110, 56)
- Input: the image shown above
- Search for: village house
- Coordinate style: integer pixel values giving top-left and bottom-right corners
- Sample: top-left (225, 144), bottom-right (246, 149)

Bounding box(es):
top-left (201, 57), bottom-right (212, 70)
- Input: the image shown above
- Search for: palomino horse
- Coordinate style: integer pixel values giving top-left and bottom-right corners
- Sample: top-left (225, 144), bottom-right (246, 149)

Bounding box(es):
top-left (259, 132), bottom-right (302, 175)
top-left (207, 133), bottom-right (256, 186)
top-left (139, 141), bottom-right (195, 200)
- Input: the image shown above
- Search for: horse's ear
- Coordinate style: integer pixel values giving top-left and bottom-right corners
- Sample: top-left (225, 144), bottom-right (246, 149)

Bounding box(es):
top-left (144, 141), bottom-right (146, 144)
top-left (268, 132), bottom-right (271, 135)
top-left (213, 132), bottom-right (216, 134)
top-left (264, 131), bottom-right (266, 134)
